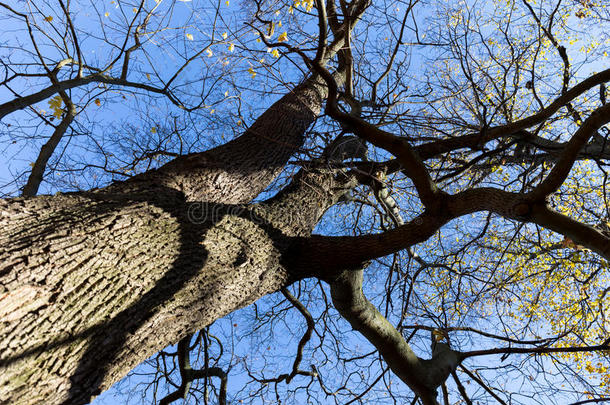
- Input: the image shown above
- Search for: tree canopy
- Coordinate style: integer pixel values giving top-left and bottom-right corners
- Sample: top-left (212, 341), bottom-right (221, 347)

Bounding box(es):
top-left (1, 0), bottom-right (610, 404)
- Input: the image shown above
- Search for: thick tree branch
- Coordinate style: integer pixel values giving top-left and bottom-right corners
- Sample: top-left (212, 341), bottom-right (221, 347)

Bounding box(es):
top-left (461, 340), bottom-right (610, 360)
top-left (527, 204), bottom-right (610, 259)
top-left (403, 324), bottom-right (568, 347)
top-left (530, 103), bottom-right (610, 199)
top-left (298, 211), bottom-right (448, 277)
top-left (298, 184), bottom-right (610, 279)
top-left (414, 68), bottom-right (610, 159)
top-left (330, 269), bottom-right (460, 405)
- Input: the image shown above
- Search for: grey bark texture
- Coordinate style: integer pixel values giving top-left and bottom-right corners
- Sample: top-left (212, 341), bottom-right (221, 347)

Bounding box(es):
top-left (122, 77), bottom-right (330, 204)
top-left (0, 75), bottom-right (355, 404)
top-left (0, 165), bottom-right (356, 404)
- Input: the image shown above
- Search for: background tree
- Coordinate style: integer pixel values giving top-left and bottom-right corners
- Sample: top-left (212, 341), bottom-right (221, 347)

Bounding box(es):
top-left (1, 0), bottom-right (610, 404)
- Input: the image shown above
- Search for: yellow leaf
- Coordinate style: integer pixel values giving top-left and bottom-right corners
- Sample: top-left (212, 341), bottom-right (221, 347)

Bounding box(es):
top-left (206, 48), bottom-right (213, 57)
top-left (29, 162), bottom-right (35, 168)
top-left (151, 127), bottom-right (157, 134)
top-left (432, 329), bottom-right (446, 342)
top-left (278, 21), bottom-right (282, 27)
top-left (44, 16), bottom-right (53, 22)
top-left (94, 98), bottom-right (101, 106)
top-left (228, 43), bottom-right (235, 52)
top-left (48, 95), bottom-right (62, 108)
top-left (48, 95), bottom-right (63, 118)
top-left (237, 120), bottom-right (242, 126)
top-left (132, 7), bottom-right (137, 12)
top-left (224, 90), bottom-right (229, 96)
top-left (247, 67), bottom-right (256, 78)
top-left (267, 22), bottom-right (275, 37)
top-left (277, 32), bottom-right (287, 42)
top-left (146, 73), bottom-right (151, 80)
top-left (288, 6), bottom-right (293, 14)
top-left (271, 49), bottom-right (280, 58)
top-left (222, 32), bottom-right (228, 39)
top-left (104, 12), bottom-right (109, 17)
top-left (225, 0), bottom-right (229, 5)
top-left (186, 33), bottom-right (194, 41)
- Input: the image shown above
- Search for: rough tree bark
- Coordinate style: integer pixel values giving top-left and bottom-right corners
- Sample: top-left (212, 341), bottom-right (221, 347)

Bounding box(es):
top-left (0, 75), bottom-right (352, 404)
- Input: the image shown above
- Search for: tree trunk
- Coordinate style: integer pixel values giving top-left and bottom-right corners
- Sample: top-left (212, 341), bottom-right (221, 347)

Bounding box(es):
top-left (125, 76), bottom-right (330, 204)
top-left (0, 67), bottom-right (348, 404)
top-left (0, 160), bottom-right (356, 404)
top-left (0, 61), bottom-right (360, 403)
